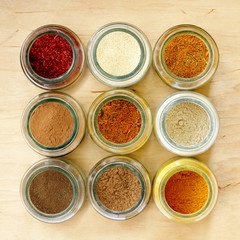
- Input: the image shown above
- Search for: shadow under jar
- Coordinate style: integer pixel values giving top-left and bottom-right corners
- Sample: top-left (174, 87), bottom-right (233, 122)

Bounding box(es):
top-left (87, 22), bottom-right (152, 88)
top-left (153, 157), bottom-right (218, 223)
top-left (87, 89), bottom-right (152, 154)
top-left (88, 155), bottom-right (151, 220)
top-left (20, 24), bottom-right (85, 90)
top-left (154, 91), bottom-right (219, 156)
top-left (153, 24), bottom-right (219, 90)
top-left (20, 158), bottom-right (86, 223)
top-left (22, 92), bottom-right (85, 157)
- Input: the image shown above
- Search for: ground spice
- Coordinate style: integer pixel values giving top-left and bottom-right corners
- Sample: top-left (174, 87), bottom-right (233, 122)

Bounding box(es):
top-left (96, 167), bottom-right (141, 211)
top-left (29, 170), bottom-right (73, 214)
top-left (29, 102), bottom-right (74, 147)
top-left (164, 34), bottom-right (209, 78)
top-left (96, 31), bottom-right (141, 76)
top-left (29, 34), bottom-right (73, 78)
top-left (97, 99), bottom-right (142, 144)
top-left (165, 102), bottom-right (210, 146)
top-left (165, 170), bottom-right (209, 214)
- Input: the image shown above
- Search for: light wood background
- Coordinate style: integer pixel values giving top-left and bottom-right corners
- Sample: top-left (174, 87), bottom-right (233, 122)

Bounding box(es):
top-left (0, 0), bottom-right (240, 239)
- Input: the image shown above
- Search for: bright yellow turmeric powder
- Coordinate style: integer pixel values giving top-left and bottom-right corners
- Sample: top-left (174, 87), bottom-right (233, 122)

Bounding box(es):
top-left (165, 170), bottom-right (209, 214)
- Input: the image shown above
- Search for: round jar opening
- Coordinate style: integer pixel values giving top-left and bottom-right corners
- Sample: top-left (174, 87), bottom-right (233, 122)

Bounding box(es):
top-left (94, 29), bottom-right (143, 78)
top-left (96, 98), bottom-right (143, 144)
top-left (164, 101), bottom-right (210, 147)
top-left (164, 170), bottom-right (209, 214)
top-left (162, 33), bottom-right (211, 79)
top-left (27, 168), bottom-right (75, 215)
top-left (27, 99), bottom-right (78, 150)
top-left (93, 164), bottom-right (144, 213)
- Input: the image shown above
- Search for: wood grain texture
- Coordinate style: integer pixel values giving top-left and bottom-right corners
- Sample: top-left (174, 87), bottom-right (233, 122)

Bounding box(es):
top-left (0, 0), bottom-right (240, 239)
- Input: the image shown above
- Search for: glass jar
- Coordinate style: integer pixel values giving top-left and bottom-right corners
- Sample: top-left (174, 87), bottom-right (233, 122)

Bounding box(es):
top-left (154, 91), bottom-right (219, 156)
top-left (20, 158), bottom-right (86, 223)
top-left (153, 24), bottom-right (219, 90)
top-left (87, 89), bottom-right (152, 154)
top-left (87, 22), bottom-right (152, 88)
top-left (22, 92), bottom-right (86, 157)
top-left (20, 24), bottom-right (85, 90)
top-left (153, 157), bottom-right (218, 223)
top-left (88, 155), bottom-right (151, 220)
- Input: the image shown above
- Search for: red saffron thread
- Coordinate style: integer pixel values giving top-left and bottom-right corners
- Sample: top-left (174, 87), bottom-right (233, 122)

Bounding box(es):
top-left (29, 34), bottom-right (73, 79)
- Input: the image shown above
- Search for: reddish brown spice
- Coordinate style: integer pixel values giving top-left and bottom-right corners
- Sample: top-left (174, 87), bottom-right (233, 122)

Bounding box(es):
top-left (97, 99), bottom-right (142, 144)
top-left (29, 34), bottom-right (73, 78)
top-left (164, 34), bottom-right (209, 78)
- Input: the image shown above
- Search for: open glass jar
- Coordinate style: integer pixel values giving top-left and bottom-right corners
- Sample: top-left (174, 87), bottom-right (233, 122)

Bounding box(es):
top-left (20, 24), bottom-right (85, 90)
top-left (22, 92), bottom-right (86, 157)
top-left (154, 91), bottom-right (219, 156)
top-left (88, 155), bottom-right (151, 220)
top-left (87, 22), bottom-right (152, 88)
top-left (153, 24), bottom-right (219, 90)
top-left (87, 89), bottom-right (152, 154)
top-left (20, 158), bottom-right (86, 223)
top-left (153, 157), bottom-right (218, 223)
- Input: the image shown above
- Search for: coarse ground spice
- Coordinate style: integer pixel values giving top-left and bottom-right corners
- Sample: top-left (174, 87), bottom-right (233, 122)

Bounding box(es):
top-left (29, 170), bottom-right (73, 214)
top-left (165, 102), bottom-right (210, 146)
top-left (97, 99), bottom-right (142, 144)
top-left (96, 31), bottom-right (141, 76)
top-left (165, 170), bottom-right (209, 214)
top-left (29, 102), bottom-right (74, 147)
top-left (164, 34), bottom-right (209, 78)
top-left (96, 167), bottom-right (141, 211)
top-left (29, 34), bottom-right (73, 79)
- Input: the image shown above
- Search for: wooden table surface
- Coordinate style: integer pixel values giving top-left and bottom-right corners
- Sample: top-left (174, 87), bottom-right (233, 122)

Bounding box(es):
top-left (1, 0), bottom-right (240, 239)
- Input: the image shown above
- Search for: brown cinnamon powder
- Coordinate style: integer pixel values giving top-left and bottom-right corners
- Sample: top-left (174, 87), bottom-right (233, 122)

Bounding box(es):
top-left (29, 170), bottom-right (73, 214)
top-left (29, 102), bottom-right (74, 147)
top-left (96, 167), bottom-right (141, 211)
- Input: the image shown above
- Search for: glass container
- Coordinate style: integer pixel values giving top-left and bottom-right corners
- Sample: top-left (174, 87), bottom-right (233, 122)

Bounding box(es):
top-left (20, 24), bottom-right (85, 90)
top-left (88, 155), bottom-right (151, 220)
top-left (153, 157), bottom-right (218, 223)
top-left (153, 24), bottom-right (219, 90)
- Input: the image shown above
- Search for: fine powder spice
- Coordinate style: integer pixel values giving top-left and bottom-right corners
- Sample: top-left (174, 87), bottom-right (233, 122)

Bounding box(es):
top-left (29, 170), bottom-right (73, 214)
top-left (96, 167), bottom-right (141, 211)
top-left (96, 31), bottom-right (141, 76)
top-left (29, 34), bottom-right (73, 79)
top-left (29, 102), bottom-right (74, 147)
top-left (165, 170), bottom-right (209, 214)
top-left (164, 34), bottom-right (209, 78)
top-left (97, 99), bottom-right (142, 144)
top-left (165, 102), bottom-right (210, 146)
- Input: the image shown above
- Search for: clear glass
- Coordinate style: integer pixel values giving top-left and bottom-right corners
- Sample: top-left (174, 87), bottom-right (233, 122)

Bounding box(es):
top-left (87, 89), bottom-right (152, 154)
top-left (154, 91), bottom-right (219, 156)
top-left (21, 92), bottom-right (86, 157)
top-left (153, 157), bottom-right (218, 223)
top-left (20, 158), bottom-right (86, 223)
top-left (20, 24), bottom-right (85, 90)
top-left (87, 22), bottom-right (152, 88)
top-left (88, 155), bottom-right (151, 220)
top-left (153, 24), bottom-right (219, 90)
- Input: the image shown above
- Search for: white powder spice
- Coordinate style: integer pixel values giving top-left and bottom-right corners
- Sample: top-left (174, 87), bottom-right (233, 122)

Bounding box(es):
top-left (96, 31), bottom-right (141, 76)
top-left (165, 102), bottom-right (210, 146)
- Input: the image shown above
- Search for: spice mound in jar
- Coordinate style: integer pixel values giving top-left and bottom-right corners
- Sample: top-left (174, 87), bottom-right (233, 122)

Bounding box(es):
top-left (96, 167), bottom-right (141, 211)
top-left (97, 99), bottom-right (142, 144)
top-left (165, 102), bottom-right (210, 146)
top-left (29, 101), bottom-right (74, 147)
top-left (96, 31), bottom-right (141, 76)
top-left (29, 34), bottom-right (73, 79)
top-left (29, 170), bottom-right (73, 214)
top-left (164, 34), bottom-right (209, 78)
top-left (165, 170), bottom-right (209, 214)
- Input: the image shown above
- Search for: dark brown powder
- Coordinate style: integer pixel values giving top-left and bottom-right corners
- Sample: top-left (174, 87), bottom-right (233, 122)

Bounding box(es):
top-left (29, 170), bottom-right (73, 214)
top-left (29, 102), bottom-right (74, 147)
top-left (96, 167), bottom-right (141, 211)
